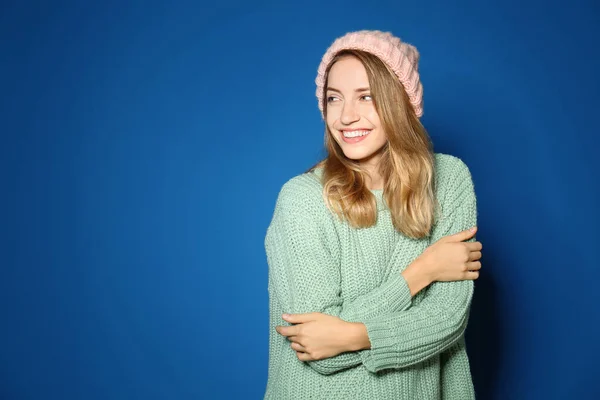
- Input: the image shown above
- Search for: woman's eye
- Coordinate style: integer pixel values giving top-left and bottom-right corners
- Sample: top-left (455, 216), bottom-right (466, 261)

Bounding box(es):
top-left (361, 95), bottom-right (372, 101)
top-left (326, 96), bottom-right (339, 103)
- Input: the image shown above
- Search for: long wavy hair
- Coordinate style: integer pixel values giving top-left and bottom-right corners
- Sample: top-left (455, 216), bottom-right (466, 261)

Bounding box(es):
top-left (306, 49), bottom-right (438, 239)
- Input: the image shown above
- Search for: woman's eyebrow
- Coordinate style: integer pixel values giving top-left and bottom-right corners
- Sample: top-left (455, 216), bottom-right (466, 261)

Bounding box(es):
top-left (326, 87), bottom-right (371, 93)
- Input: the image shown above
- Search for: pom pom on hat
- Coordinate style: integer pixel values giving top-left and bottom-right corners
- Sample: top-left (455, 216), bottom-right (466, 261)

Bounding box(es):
top-left (315, 30), bottom-right (423, 119)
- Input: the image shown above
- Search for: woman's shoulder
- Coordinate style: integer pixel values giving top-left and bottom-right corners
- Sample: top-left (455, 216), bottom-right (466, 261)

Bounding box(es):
top-left (433, 152), bottom-right (469, 174)
top-left (272, 168), bottom-right (328, 217)
top-left (433, 152), bottom-right (473, 183)
top-left (432, 152), bottom-right (476, 205)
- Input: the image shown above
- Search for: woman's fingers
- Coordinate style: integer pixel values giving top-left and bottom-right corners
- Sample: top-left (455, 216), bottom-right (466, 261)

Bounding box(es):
top-left (296, 351), bottom-right (312, 361)
top-left (439, 227), bottom-right (477, 243)
top-left (468, 251), bottom-right (482, 261)
top-left (462, 261), bottom-right (481, 280)
top-left (290, 341), bottom-right (307, 353)
top-left (285, 335), bottom-right (300, 343)
top-left (466, 261), bottom-right (481, 271)
top-left (467, 270), bottom-right (480, 279)
top-left (465, 241), bottom-right (483, 251)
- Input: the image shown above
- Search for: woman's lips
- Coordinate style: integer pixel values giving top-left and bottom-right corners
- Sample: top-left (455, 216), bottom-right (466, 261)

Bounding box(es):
top-left (341, 129), bottom-right (371, 144)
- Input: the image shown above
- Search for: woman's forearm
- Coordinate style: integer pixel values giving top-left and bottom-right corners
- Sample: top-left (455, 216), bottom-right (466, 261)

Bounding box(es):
top-left (401, 257), bottom-right (434, 296)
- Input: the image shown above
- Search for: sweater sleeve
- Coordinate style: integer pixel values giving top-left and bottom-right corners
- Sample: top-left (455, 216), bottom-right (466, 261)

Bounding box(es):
top-left (265, 178), bottom-right (413, 375)
top-left (358, 157), bottom-right (478, 373)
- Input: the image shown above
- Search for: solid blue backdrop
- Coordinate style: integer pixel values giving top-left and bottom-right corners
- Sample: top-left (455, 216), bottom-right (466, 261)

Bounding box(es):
top-left (1, 1), bottom-right (598, 399)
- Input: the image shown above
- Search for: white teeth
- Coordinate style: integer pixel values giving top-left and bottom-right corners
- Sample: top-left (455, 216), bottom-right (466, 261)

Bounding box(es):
top-left (343, 130), bottom-right (371, 138)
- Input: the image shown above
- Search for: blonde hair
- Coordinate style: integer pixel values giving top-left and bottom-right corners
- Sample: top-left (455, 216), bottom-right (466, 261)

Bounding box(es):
top-left (307, 49), bottom-right (438, 239)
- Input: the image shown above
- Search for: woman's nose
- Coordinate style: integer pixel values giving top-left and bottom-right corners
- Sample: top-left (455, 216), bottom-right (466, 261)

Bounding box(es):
top-left (340, 102), bottom-right (360, 124)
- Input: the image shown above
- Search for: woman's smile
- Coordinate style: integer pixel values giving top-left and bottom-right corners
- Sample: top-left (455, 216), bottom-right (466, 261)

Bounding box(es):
top-left (341, 129), bottom-right (372, 143)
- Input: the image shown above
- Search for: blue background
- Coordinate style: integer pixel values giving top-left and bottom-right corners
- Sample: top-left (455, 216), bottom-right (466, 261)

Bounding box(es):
top-left (2, 1), bottom-right (599, 399)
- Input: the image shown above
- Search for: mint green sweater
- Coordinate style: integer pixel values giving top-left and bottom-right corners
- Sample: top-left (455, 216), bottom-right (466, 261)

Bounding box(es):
top-left (264, 153), bottom-right (477, 399)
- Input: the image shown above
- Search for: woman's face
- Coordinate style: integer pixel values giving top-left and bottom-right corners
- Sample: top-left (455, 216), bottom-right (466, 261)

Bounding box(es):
top-left (325, 55), bottom-right (387, 168)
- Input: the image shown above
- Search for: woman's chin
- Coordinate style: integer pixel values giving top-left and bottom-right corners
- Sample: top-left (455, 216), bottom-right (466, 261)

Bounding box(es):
top-left (342, 149), bottom-right (379, 163)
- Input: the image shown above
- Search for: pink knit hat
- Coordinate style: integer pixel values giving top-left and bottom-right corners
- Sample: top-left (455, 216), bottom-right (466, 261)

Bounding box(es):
top-left (315, 30), bottom-right (423, 119)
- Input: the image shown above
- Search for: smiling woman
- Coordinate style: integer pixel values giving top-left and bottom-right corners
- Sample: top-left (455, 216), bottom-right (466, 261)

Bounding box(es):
top-left (264, 30), bottom-right (483, 400)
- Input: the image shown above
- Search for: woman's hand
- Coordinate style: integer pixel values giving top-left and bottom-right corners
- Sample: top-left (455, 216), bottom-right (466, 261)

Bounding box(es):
top-left (422, 226), bottom-right (483, 281)
top-left (402, 227), bottom-right (483, 295)
top-left (275, 313), bottom-right (366, 361)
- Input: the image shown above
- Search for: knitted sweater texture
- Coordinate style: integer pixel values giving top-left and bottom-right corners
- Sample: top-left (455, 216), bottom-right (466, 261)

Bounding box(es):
top-left (264, 153), bottom-right (477, 399)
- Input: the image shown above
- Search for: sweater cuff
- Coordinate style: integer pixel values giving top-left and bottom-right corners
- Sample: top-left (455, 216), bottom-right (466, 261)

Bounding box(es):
top-left (360, 317), bottom-right (402, 372)
top-left (356, 274), bottom-right (412, 372)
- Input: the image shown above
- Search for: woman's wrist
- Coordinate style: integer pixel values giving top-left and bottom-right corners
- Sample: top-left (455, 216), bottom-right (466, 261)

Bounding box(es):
top-left (347, 322), bottom-right (372, 351)
top-left (401, 257), bottom-right (434, 296)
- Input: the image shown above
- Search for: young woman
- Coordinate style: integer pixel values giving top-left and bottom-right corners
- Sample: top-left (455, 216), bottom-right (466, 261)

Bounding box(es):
top-left (264, 30), bottom-right (482, 399)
